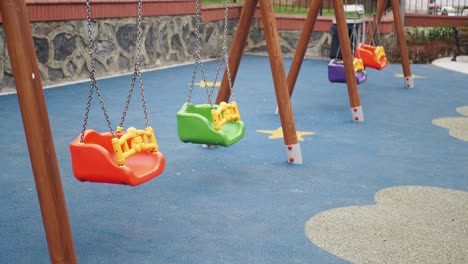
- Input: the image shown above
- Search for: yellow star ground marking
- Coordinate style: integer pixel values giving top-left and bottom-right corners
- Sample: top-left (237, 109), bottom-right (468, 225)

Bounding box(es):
top-left (394, 73), bottom-right (425, 79)
top-left (256, 127), bottom-right (315, 141)
top-left (195, 81), bottom-right (221, 88)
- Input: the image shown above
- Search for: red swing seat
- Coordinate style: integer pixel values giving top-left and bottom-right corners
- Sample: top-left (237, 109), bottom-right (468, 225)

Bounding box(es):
top-left (69, 128), bottom-right (165, 186)
top-left (355, 43), bottom-right (388, 70)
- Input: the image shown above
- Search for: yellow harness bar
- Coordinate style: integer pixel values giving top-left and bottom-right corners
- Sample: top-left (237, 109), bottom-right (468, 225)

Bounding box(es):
top-left (211, 101), bottom-right (241, 131)
top-left (112, 127), bottom-right (159, 166)
top-left (374, 46), bottom-right (386, 61)
top-left (353, 58), bottom-right (365, 73)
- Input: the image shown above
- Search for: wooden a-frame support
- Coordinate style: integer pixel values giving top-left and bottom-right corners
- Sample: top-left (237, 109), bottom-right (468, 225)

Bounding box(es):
top-left (0, 1), bottom-right (78, 263)
top-left (215, 0), bottom-right (303, 164)
top-left (287, 0), bottom-right (366, 121)
top-left (225, 0), bottom-right (414, 123)
top-left (295, 0), bottom-right (414, 121)
top-left (368, 0), bottom-right (413, 88)
top-left (287, 0), bottom-right (414, 121)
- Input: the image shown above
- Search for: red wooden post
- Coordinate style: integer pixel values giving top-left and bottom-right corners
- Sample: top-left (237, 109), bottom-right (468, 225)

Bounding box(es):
top-left (0, 1), bottom-right (78, 263)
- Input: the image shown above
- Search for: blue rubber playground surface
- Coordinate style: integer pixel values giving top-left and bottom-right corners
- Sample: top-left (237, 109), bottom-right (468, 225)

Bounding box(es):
top-left (0, 55), bottom-right (467, 263)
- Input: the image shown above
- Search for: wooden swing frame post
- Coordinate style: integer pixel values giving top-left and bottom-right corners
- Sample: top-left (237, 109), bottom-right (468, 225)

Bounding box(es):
top-left (367, 0), bottom-right (413, 87)
top-left (389, 0), bottom-right (412, 85)
top-left (0, 1), bottom-right (77, 263)
top-left (216, 0), bottom-right (302, 163)
top-left (285, 0), bottom-right (363, 120)
top-left (287, 0), bottom-right (323, 95)
top-left (281, 0), bottom-right (414, 119)
top-left (332, 0), bottom-right (362, 115)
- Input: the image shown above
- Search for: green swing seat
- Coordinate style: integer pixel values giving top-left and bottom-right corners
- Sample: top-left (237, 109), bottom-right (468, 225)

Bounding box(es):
top-left (177, 103), bottom-right (245, 146)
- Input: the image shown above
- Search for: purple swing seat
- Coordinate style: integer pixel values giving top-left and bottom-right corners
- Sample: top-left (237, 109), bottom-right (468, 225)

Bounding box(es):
top-left (328, 59), bottom-right (367, 84)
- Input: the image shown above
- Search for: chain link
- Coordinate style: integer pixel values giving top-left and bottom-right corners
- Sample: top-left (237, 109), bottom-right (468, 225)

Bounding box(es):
top-left (187, 0), bottom-right (233, 108)
top-left (368, 10), bottom-right (383, 46)
top-left (119, 0), bottom-right (150, 128)
top-left (188, 0), bottom-right (209, 108)
top-left (81, 0), bottom-right (115, 142)
top-left (222, 0), bottom-right (234, 102)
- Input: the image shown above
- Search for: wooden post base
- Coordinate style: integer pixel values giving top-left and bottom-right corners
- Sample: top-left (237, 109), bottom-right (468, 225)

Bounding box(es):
top-left (405, 76), bottom-right (415, 89)
top-left (351, 106), bottom-right (364, 122)
top-left (285, 143), bottom-right (303, 164)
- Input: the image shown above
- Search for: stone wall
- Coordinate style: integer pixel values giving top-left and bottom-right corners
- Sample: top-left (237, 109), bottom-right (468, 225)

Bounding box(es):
top-left (0, 15), bottom-right (332, 93)
top-left (245, 19), bottom-right (331, 58)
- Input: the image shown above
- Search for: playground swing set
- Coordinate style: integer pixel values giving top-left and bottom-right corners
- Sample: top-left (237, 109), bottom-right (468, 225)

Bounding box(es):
top-left (69, 0), bottom-right (165, 186)
top-left (0, 0), bottom-right (416, 262)
top-left (328, 3), bottom-right (389, 84)
top-left (354, 10), bottom-right (388, 70)
top-left (178, 0), bottom-right (305, 163)
top-left (328, 19), bottom-right (368, 84)
top-left (283, 0), bottom-right (414, 122)
top-left (176, 0), bottom-right (245, 147)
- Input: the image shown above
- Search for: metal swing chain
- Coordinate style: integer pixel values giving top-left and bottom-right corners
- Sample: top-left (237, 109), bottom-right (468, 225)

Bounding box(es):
top-left (374, 11), bottom-right (382, 46)
top-left (369, 0), bottom-right (383, 46)
top-left (119, 0), bottom-right (150, 129)
top-left (352, 18), bottom-right (362, 58)
top-left (187, 0), bottom-right (209, 107)
top-left (80, 0), bottom-right (115, 142)
top-left (335, 2), bottom-right (362, 60)
top-left (223, 0), bottom-right (235, 103)
top-left (209, 0), bottom-right (234, 103)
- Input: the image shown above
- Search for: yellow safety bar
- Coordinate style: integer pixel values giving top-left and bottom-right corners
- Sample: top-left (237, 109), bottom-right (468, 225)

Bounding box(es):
top-left (353, 58), bottom-right (365, 72)
top-left (374, 46), bottom-right (386, 61)
top-left (112, 127), bottom-right (159, 166)
top-left (211, 101), bottom-right (241, 131)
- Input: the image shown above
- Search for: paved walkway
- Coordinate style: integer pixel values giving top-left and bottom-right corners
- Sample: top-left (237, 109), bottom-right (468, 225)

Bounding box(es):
top-left (432, 56), bottom-right (468, 75)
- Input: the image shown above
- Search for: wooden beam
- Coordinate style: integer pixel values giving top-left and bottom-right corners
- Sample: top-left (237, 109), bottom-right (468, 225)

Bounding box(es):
top-left (0, 1), bottom-right (77, 263)
top-left (258, 0), bottom-right (298, 145)
top-left (390, 0), bottom-right (413, 87)
top-left (333, 0), bottom-right (362, 119)
top-left (286, 0), bottom-right (322, 96)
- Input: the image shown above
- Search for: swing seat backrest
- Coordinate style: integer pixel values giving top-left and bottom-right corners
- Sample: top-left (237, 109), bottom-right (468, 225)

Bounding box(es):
top-left (355, 43), bottom-right (388, 70)
top-left (70, 129), bottom-right (165, 186)
top-left (328, 59), bottom-right (346, 83)
top-left (177, 103), bottom-right (245, 146)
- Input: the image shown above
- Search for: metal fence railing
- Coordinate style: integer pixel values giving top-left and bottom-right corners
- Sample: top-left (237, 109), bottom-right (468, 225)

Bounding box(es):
top-left (273, 0), bottom-right (377, 16)
top-left (204, 0), bottom-right (468, 16)
top-left (406, 0), bottom-right (468, 15)
top-left (203, 0), bottom-right (376, 16)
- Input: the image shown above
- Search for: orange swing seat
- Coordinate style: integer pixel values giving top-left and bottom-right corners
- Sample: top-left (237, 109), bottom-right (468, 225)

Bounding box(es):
top-left (69, 128), bottom-right (165, 186)
top-left (355, 43), bottom-right (388, 70)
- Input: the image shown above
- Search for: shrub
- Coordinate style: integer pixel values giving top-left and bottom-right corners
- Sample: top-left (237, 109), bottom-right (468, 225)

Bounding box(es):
top-left (387, 25), bottom-right (456, 64)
